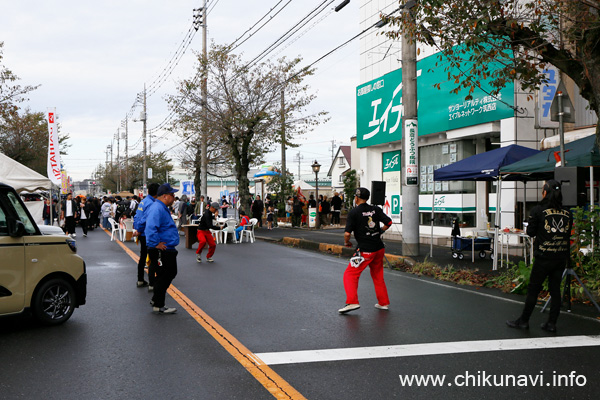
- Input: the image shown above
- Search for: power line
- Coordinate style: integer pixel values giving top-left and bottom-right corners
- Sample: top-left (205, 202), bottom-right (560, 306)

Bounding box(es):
top-left (228, 0), bottom-right (295, 52)
top-left (241, 0), bottom-right (335, 71)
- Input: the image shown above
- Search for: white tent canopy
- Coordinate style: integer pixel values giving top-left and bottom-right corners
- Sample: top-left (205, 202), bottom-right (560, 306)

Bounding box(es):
top-left (0, 152), bottom-right (51, 192)
top-left (293, 180), bottom-right (314, 190)
top-left (1, 152), bottom-right (52, 225)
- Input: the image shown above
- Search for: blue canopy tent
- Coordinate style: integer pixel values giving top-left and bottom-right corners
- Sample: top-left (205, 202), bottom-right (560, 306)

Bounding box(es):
top-left (432, 145), bottom-right (540, 269)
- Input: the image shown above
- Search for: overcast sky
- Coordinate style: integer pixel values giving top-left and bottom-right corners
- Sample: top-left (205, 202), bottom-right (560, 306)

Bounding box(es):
top-left (1, 0), bottom-right (360, 182)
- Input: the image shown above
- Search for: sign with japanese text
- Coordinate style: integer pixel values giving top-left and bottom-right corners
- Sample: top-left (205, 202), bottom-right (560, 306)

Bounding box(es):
top-left (537, 67), bottom-right (560, 128)
top-left (46, 108), bottom-right (61, 185)
top-left (404, 119), bottom-right (418, 185)
top-left (356, 51), bottom-right (515, 148)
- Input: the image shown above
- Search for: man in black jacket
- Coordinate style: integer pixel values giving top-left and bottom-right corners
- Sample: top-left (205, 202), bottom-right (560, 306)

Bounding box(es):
top-left (61, 193), bottom-right (79, 237)
top-left (251, 195), bottom-right (264, 227)
top-left (507, 179), bottom-right (572, 333)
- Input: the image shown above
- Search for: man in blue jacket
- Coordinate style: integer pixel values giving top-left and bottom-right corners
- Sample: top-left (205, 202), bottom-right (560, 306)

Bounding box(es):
top-left (133, 183), bottom-right (160, 290)
top-left (146, 183), bottom-right (180, 314)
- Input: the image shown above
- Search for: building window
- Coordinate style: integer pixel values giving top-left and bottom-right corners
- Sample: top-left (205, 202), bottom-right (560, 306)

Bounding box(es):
top-left (338, 157), bottom-right (345, 166)
top-left (418, 139), bottom-right (476, 194)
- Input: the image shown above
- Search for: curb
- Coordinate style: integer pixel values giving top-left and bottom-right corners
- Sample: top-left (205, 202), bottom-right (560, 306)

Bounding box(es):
top-left (257, 236), bottom-right (415, 267)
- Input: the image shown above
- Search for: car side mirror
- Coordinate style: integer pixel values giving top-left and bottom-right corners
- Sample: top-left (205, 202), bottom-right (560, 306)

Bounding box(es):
top-left (8, 218), bottom-right (26, 238)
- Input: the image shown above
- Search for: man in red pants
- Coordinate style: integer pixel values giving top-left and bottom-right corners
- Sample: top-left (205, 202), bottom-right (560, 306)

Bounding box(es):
top-left (196, 202), bottom-right (222, 263)
top-left (339, 187), bottom-right (392, 314)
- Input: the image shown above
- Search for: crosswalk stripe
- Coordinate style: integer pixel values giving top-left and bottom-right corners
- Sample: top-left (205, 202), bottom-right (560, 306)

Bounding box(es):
top-left (255, 335), bottom-right (600, 365)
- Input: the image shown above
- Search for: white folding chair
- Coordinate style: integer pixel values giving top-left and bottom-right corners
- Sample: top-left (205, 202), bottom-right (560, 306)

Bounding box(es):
top-left (209, 228), bottom-right (222, 244)
top-left (108, 217), bottom-right (121, 241)
top-left (222, 219), bottom-right (238, 243)
top-left (242, 218), bottom-right (258, 243)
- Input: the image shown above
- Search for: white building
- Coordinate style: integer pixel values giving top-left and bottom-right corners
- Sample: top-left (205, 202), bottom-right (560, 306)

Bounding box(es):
top-left (357, 0), bottom-right (597, 240)
top-left (327, 145), bottom-right (352, 193)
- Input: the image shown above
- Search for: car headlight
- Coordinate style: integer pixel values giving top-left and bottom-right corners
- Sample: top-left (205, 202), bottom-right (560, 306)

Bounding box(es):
top-left (66, 238), bottom-right (77, 253)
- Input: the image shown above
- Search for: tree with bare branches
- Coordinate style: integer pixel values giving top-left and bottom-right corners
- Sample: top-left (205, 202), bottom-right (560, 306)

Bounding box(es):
top-left (168, 44), bottom-right (327, 210)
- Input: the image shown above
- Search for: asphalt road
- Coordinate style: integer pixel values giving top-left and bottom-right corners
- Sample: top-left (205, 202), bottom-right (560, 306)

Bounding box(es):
top-left (1, 226), bottom-right (599, 399)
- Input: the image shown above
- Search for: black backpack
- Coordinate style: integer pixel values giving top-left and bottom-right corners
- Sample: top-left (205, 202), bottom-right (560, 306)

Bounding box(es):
top-left (116, 201), bottom-right (129, 218)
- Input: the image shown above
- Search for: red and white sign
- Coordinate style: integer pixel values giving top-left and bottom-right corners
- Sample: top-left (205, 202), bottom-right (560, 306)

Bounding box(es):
top-left (47, 108), bottom-right (62, 185)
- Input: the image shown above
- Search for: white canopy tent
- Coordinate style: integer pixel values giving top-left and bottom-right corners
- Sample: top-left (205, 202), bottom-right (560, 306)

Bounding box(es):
top-left (0, 152), bottom-right (52, 224)
top-left (0, 152), bottom-right (51, 192)
top-left (293, 180), bottom-right (314, 191)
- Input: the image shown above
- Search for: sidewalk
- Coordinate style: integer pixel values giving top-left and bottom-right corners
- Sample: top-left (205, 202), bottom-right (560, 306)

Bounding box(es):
top-left (254, 225), bottom-right (524, 274)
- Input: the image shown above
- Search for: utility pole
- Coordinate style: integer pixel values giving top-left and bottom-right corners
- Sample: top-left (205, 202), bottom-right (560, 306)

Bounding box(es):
top-left (401, 1), bottom-right (419, 257)
top-left (330, 140), bottom-right (336, 164)
top-left (124, 117), bottom-right (128, 191)
top-left (294, 152), bottom-right (303, 179)
top-left (142, 84), bottom-right (148, 195)
top-left (192, 4), bottom-right (208, 199)
top-left (281, 88), bottom-right (287, 183)
top-left (116, 129), bottom-right (121, 192)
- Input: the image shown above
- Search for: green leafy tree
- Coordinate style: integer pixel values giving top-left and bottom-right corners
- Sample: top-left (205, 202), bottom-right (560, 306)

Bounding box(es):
top-left (168, 44), bottom-right (327, 209)
top-left (343, 169), bottom-right (358, 209)
top-left (266, 168), bottom-right (294, 215)
top-left (98, 152), bottom-right (174, 194)
top-left (383, 0), bottom-right (600, 136)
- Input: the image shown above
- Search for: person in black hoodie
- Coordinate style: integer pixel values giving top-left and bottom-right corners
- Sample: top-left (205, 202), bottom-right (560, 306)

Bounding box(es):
top-left (506, 179), bottom-right (572, 333)
top-left (196, 202), bottom-right (222, 263)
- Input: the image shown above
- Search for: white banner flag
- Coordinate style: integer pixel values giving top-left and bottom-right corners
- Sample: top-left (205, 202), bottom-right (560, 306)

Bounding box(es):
top-left (47, 108), bottom-right (62, 185)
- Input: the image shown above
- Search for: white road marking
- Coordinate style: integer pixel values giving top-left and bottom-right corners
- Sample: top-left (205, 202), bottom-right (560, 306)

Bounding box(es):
top-left (255, 335), bottom-right (600, 365)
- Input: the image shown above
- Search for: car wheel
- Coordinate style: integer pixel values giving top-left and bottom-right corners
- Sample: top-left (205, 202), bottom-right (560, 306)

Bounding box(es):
top-left (32, 278), bottom-right (76, 325)
top-left (458, 253), bottom-right (464, 260)
top-left (479, 251), bottom-right (486, 259)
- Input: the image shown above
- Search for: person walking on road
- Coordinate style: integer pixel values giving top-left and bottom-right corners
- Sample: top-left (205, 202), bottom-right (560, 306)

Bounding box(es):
top-left (133, 183), bottom-right (160, 290)
top-left (251, 195), bottom-right (264, 227)
top-left (339, 187), bottom-right (392, 314)
top-left (78, 196), bottom-right (92, 237)
top-left (221, 195), bottom-right (230, 218)
top-left (146, 183), bottom-right (180, 314)
top-left (506, 179), bottom-right (572, 333)
top-left (61, 193), bottom-right (79, 238)
top-left (196, 202), bottom-right (222, 263)
top-left (331, 192), bottom-right (343, 226)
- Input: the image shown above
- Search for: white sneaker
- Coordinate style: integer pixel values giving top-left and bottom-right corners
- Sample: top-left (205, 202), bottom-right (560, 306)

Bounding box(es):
top-left (148, 286), bottom-right (154, 292)
top-left (375, 304), bottom-right (389, 310)
top-left (83, 233), bottom-right (87, 237)
top-left (196, 255), bottom-right (202, 263)
top-left (338, 304), bottom-right (360, 314)
top-left (73, 233), bottom-right (77, 237)
top-left (207, 258), bottom-right (214, 263)
top-left (153, 306), bottom-right (177, 314)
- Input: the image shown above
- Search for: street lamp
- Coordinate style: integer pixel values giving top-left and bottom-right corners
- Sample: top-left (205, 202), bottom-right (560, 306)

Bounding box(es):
top-left (312, 160), bottom-right (321, 229)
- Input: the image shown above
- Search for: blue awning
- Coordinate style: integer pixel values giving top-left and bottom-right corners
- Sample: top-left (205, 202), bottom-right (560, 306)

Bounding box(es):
top-left (434, 144), bottom-right (540, 181)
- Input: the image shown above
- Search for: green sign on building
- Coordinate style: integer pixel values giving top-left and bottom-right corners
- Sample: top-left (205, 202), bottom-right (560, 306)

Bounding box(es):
top-left (356, 51), bottom-right (515, 148)
top-left (382, 150), bottom-right (401, 172)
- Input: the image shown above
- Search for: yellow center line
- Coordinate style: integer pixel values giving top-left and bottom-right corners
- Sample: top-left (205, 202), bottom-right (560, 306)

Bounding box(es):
top-left (103, 229), bottom-right (306, 400)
